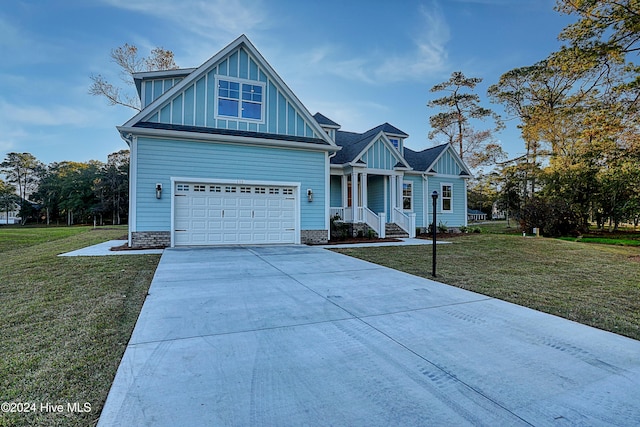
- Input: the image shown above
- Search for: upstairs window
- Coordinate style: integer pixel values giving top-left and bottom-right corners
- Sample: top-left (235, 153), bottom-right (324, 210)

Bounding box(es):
top-left (217, 78), bottom-right (264, 121)
top-left (389, 138), bottom-right (400, 150)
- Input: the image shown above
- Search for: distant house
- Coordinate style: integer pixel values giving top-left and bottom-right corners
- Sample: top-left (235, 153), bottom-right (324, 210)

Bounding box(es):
top-left (492, 201), bottom-right (506, 220)
top-left (467, 208), bottom-right (487, 222)
top-left (118, 35), bottom-right (472, 247)
top-left (0, 211), bottom-right (20, 225)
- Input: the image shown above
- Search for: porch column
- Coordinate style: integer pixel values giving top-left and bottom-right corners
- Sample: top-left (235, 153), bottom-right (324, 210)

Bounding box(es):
top-left (361, 172), bottom-right (368, 210)
top-left (341, 175), bottom-right (348, 208)
top-left (389, 174), bottom-right (396, 222)
top-left (352, 170), bottom-right (359, 221)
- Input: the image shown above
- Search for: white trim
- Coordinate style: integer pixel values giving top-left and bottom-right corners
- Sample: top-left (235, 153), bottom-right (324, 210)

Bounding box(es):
top-left (463, 179), bottom-right (468, 226)
top-left (120, 134), bottom-right (138, 246)
top-left (117, 126), bottom-right (340, 153)
top-left (352, 131), bottom-right (412, 170)
top-left (440, 182), bottom-right (453, 213)
top-left (325, 153), bottom-right (331, 241)
top-left (122, 35), bottom-right (336, 148)
top-left (170, 176), bottom-right (301, 247)
top-left (213, 75), bottom-right (266, 124)
top-left (402, 180), bottom-right (413, 212)
top-left (422, 174), bottom-right (429, 227)
top-left (429, 144), bottom-right (473, 178)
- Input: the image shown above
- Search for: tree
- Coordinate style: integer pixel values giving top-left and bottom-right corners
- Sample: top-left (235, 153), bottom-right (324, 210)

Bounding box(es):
top-left (89, 43), bottom-right (178, 111)
top-left (428, 71), bottom-right (505, 168)
top-left (93, 150), bottom-right (129, 225)
top-left (0, 153), bottom-right (43, 224)
top-left (0, 180), bottom-right (19, 225)
top-left (554, 0), bottom-right (640, 88)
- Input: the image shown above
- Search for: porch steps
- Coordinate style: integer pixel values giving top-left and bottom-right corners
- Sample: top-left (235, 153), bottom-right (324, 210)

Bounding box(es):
top-left (385, 223), bottom-right (409, 238)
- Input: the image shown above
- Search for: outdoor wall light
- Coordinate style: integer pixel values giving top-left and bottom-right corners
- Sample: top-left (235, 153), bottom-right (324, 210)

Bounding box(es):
top-left (155, 183), bottom-right (163, 199)
top-left (307, 188), bottom-right (313, 202)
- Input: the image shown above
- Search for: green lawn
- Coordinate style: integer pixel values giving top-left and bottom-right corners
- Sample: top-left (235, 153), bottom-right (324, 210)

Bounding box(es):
top-left (334, 233), bottom-right (640, 341)
top-left (0, 226), bottom-right (160, 427)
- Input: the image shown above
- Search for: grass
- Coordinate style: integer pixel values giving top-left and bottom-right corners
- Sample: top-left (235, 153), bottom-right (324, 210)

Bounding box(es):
top-left (333, 231), bottom-right (640, 341)
top-left (0, 226), bottom-right (160, 427)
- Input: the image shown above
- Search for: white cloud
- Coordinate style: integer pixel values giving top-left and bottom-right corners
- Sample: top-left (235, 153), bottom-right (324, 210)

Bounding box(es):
top-left (283, 3), bottom-right (450, 85)
top-left (101, 0), bottom-right (268, 42)
top-left (0, 101), bottom-right (96, 127)
top-left (374, 3), bottom-right (450, 82)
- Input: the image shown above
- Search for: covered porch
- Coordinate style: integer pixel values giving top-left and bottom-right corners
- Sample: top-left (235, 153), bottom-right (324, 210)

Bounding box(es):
top-left (330, 169), bottom-right (416, 238)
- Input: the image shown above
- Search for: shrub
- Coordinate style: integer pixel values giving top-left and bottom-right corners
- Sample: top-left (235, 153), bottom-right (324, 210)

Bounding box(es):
top-left (437, 221), bottom-right (449, 233)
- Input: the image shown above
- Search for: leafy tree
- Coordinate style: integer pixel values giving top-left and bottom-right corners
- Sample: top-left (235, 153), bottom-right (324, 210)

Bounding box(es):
top-left (428, 71), bottom-right (505, 168)
top-left (0, 179), bottom-right (19, 225)
top-left (0, 153), bottom-right (43, 224)
top-left (93, 150), bottom-right (129, 225)
top-left (89, 43), bottom-right (178, 111)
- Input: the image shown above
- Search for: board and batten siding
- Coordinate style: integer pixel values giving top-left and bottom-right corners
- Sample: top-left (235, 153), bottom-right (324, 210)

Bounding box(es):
top-left (142, 46), bottom-right (319, 140)
top-left (434, 150), bottom-right (462, 176)
top-left (360, 137), bottom-right (403, 170)
top-left (134, 137), bottom-right (327, 232)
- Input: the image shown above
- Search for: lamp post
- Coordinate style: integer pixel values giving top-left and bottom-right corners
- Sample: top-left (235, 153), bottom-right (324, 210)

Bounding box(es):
top-left (431, 190), bottom-right (438, 277)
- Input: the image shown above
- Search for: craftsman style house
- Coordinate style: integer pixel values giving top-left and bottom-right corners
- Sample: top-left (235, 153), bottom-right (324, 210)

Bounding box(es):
top-left (118, 35), bottom-right (470, 247)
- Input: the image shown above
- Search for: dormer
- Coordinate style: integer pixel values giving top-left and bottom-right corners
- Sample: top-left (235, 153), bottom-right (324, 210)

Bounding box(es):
top-left (379, 123), bottom-right (409, 156)
top-left (133, 68), bottom-right (197, 108)
top-left (313, 113), bottom-right (341, 142)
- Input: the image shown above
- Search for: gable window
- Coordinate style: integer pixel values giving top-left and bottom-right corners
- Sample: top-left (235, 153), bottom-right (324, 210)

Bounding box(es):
top-left (441, 184), bottom-right (452, 212)
top-left (216, 78), bottom-right (264, 121)
top-left (389, 138), bottom-right (400, 150)
top-left (403, 181), bottom-right (412, 210)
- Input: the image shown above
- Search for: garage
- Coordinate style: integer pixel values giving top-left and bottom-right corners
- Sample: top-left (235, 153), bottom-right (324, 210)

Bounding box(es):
top-left (173, 181), bottom-right (298, 246)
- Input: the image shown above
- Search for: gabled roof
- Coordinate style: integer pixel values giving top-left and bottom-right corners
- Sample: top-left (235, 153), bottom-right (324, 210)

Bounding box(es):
top-left (403, 144), bottom-right (449, 171)
top-left (313, 113), bottom-right (340, 129)
top-left (378, 123), bottom-right (408, 138)
top-left (331, 122), bottom-right (410, 165)
top-left (405, 143), bottom-right (473, 177)
top-left (120, 35), bottom-right (335, 148)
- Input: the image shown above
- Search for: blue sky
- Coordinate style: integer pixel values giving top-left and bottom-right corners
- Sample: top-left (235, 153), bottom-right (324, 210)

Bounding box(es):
top-left (1, 0), bottom-right (575, 167)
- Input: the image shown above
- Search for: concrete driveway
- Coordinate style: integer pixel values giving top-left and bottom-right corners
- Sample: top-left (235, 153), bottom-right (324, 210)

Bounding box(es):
top-left (98, 245), bottom-right (640, 426)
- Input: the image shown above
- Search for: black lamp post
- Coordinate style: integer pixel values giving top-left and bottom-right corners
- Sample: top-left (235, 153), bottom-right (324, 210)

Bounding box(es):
top-left (431, 191), bottom-right (438, 277)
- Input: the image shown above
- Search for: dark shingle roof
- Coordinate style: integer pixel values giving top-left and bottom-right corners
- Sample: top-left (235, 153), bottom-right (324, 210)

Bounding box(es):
top-left (403, 144), bottom-right (449, 172)
top-left (133, 122), bottom-right (331, 145)
top-left (313, 113), bottom-right (340, 128)
top-left (330, 122), bottom-right (410, 164)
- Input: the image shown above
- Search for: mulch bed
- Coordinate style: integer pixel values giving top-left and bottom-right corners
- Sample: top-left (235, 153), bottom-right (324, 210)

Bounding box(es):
top-left (109, 242), bottom-right (165, 251)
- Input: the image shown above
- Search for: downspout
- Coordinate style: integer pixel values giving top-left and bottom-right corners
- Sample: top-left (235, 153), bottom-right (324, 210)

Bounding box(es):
top-left (119, 132), bottom-right (136, 247)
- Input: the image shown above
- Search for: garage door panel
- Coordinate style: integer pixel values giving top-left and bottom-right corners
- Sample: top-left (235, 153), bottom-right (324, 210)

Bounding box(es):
top-left (174, 182), bottom-right (297, 246)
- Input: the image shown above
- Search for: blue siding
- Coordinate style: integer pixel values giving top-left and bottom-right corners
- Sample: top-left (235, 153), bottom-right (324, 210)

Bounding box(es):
top-left (404, 175), bottom-right (424, 227)
top-left (330, 175), bottom-right (342, 207)
top-left (361, 137), bottom-right (402, 170)
top-left (434, 150), bottom-right (463, 176)
top-left (135, 137), bottom-right (327, 231)
top-left (367, 175), bottom-right (385, 215)
top-left (142, 46), bottom-right (321, 140)
top-left (427, 176), bottom-right (467, 227)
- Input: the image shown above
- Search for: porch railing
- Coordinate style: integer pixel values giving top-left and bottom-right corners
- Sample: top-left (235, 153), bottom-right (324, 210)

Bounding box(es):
top-left (363, 207), bottom-right (385, 238)
top-left (331, 206), bottom-right (386, 238)
top-left (393, 208), bottom-right (416, 238)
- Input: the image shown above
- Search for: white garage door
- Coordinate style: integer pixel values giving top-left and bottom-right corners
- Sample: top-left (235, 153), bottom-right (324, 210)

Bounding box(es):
top-left (174, 182), bottom-right (297, 246)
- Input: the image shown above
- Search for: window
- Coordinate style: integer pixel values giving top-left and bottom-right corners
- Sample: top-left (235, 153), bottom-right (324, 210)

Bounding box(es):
top-left (254, 187), bottom-right (266, 194)
top-left (217, 78), bottom-right (264, 121)
top-left (441, 184), bottom-right (452, 212)
top-left (402, 182), bottom-right (412, 210)
top-left (209, 185), bottom-right (221, 192)
top-left (176, 184), bottom-right (189, 192)
top-left (240, 186), bottom-right (251, 193)
top-left (389, 138), bottom-right (400, 150)
top-left (194, 185), bottom-right (206, 192)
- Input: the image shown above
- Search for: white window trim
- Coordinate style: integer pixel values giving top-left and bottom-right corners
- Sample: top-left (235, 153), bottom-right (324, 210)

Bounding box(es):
top-left (214, 76), bottom-right (266, 124)
top-left (441, 183), bottom-right (453, 213)
top-left (402, 180), bottom-right (413, 212)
